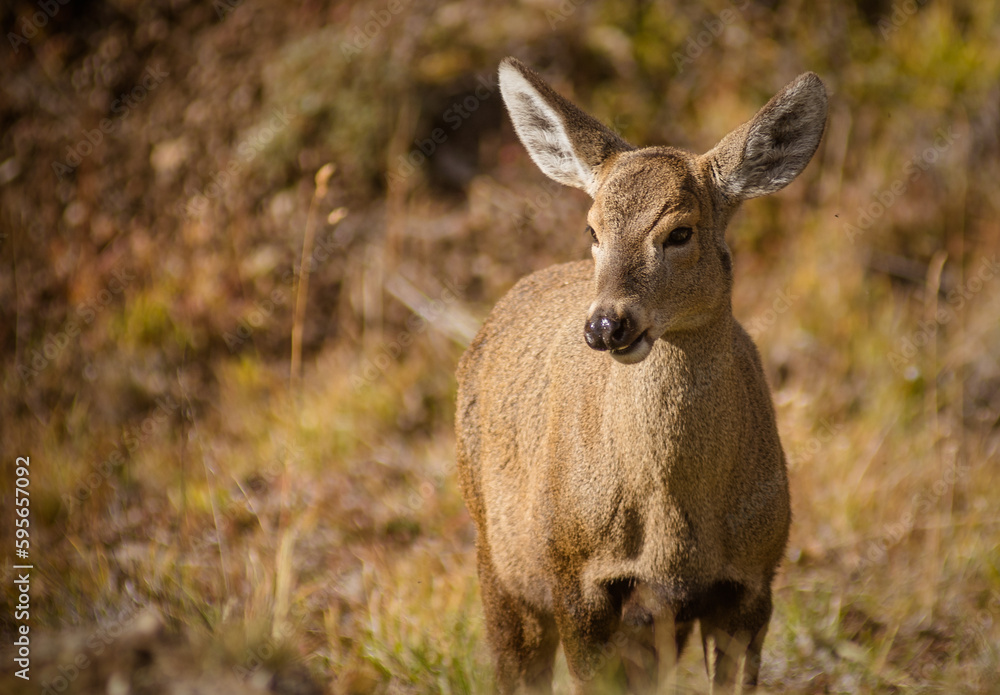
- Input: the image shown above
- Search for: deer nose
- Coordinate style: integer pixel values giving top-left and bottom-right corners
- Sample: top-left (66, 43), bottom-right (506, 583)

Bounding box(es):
top-left (584, 313), bottom-right (636, 351)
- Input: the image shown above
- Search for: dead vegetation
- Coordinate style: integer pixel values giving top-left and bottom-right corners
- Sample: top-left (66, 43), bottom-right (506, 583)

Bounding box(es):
top-left (1, 0), bottom-right (998, 692)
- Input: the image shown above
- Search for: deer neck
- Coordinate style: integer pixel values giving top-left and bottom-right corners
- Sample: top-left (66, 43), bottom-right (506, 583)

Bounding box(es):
top-left (657, 302), bottom-right (734, 364)
top-left (607, 303), bottom-right (736, 411)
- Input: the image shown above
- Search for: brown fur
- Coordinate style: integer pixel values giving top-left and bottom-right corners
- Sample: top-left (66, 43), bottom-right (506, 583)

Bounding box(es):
top-left (456, 58), bottom-right (827, 693)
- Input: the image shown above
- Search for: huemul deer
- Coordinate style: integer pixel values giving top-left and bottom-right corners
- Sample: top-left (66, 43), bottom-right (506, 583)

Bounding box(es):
top-left (456, 58), bottom-right (827, 693)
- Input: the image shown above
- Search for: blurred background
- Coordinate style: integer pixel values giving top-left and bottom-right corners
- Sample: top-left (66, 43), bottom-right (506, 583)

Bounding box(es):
top-left (1, 0), bottom-right (999, 692)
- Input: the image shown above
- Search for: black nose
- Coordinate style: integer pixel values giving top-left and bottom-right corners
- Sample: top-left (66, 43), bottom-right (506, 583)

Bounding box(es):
top-left (585, 313), bottom-right (635, 351)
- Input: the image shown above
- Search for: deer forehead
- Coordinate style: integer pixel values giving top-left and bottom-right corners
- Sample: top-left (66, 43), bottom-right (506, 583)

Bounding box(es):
top-left (589, 149), bottom-right (709, 238)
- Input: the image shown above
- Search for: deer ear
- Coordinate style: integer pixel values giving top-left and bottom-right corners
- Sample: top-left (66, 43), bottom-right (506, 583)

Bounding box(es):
top-left (705, 72), bottom-right (828, 200)
top-left (499, 57), bottom-right (632, 197)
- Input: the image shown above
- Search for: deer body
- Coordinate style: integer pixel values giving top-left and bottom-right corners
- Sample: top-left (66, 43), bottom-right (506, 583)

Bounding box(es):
top-left (456, 59), bottom-right (826, 693)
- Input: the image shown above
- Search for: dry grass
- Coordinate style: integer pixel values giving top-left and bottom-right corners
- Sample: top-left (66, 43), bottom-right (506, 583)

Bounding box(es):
top-left (2, 0), bottom-right (1000, 693)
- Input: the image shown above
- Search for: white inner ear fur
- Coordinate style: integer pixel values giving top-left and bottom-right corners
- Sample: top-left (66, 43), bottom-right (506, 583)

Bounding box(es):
top-left (499, 64), bottom-right (598, 196)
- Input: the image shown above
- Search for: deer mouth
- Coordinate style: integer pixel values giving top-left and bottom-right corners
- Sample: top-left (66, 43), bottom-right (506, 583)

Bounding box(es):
top-left (610, 330), bottom-right (653, 364)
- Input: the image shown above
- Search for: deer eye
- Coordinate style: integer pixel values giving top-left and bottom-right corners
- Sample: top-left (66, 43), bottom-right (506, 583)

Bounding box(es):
top-left (664, 226), bottom-right (693, 247)
top-left (586, 225), bottom-right (598, 243)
